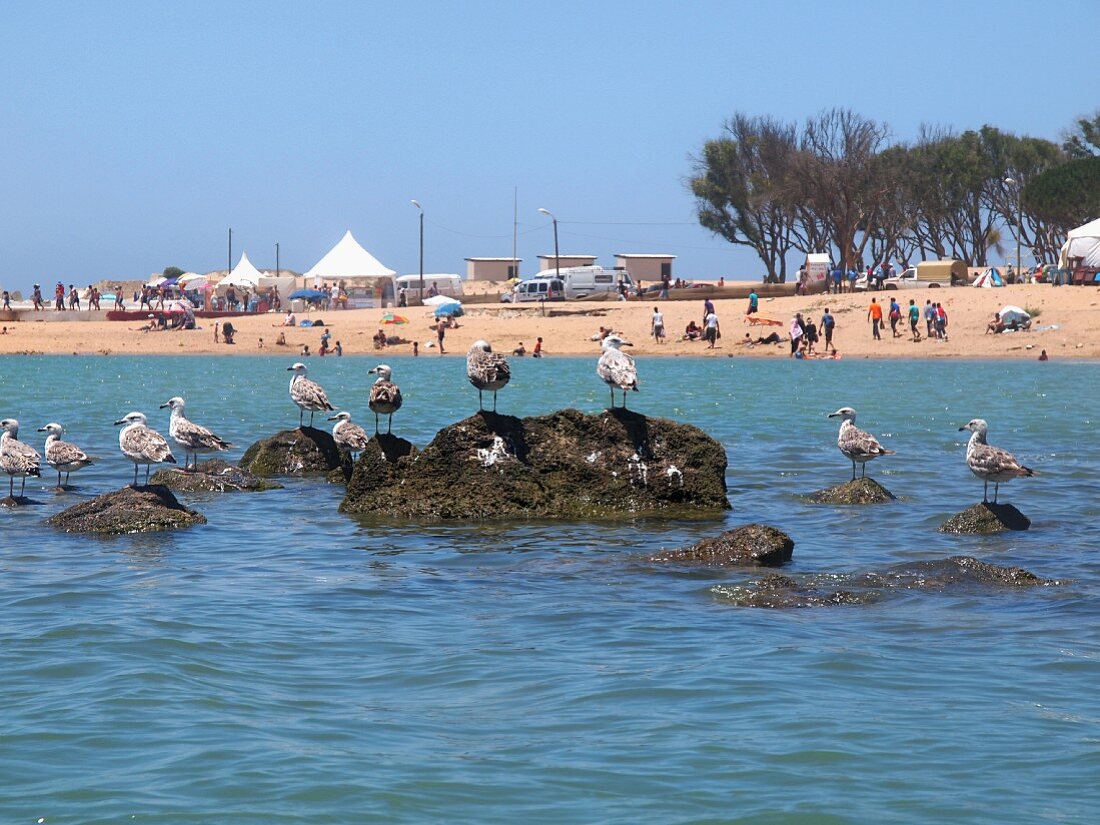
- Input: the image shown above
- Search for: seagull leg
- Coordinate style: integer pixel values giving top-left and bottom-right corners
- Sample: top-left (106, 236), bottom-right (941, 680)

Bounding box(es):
top-left (478, 389), bottom-right (483, 411)
top-left (993, 483), bottom-right (999, 504)
top-left (388, 414), bottom-right (394, 435)
top-left (493, 391), bottom-right (498, 413)
top-left (57, 470), bottom-right (62, 488)
top-left (299, 408), bottom-right (304, 429)
top-left (609, 386), bottom-right (615, 409)
top-left (20, 476), bottom-right (26, 497)
top-left (861, 462), bottom-right (867, 479)
top-left (374, 412), bottom-right (380, 435)
top-left (133, 464), bottom-right (139, 487)
top-left (8, 475), bottom-right (13, 497)
top-left (850, 460), bottom-right (857, 481)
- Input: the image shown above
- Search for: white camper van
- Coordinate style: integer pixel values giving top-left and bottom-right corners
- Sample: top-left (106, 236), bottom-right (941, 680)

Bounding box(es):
top-left (527, 265), bottom-right (634, 299)
top-left (396, 273), bottom-right (463, 300)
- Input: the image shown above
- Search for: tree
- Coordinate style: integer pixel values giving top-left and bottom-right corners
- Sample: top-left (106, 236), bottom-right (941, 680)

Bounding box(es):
top-left (1023, 156), bottom-right (1100, 235)
top-left (690, 114), bottom-right (800, 281)
top-left (1062, 110), bottom-right (1100, 159)
top-left (162, 266), bottom-right (185, 279)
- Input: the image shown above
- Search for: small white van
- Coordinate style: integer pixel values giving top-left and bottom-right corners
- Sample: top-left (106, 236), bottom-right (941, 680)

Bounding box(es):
top-left (507, 277), bottom-right (565, 303)
top-left (528, 265), bottom-right (634, 299)
top-left (396, 273), bottom-right (463, 300)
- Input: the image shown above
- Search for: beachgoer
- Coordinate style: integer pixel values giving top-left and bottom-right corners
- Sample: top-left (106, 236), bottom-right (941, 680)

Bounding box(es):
top-left (908, 299), bottom-right (921, 341)
top-left (935, 303), bottom-right (948, 341)
top-left (54, 282), bottom-right (65, 310)
top-left (889, 298), bottom-right (902, 338)
top-left (986, 312), bottom-right (1005, 335)
top-left (847, 268), bottom-right (858, 292)
top-left (1, 291), bottom-right (10, 310)
top-left (435, 319), bottom-right (446, 354)
top-left (213, 322), bottom-right (220, 343)
top-left (704, 309), bottom-right (720, 349)
top-left (258, 337), bottom-right (264, 348)
top-left (831, 267), bottom-right (843, 294)
top-left (398, 287), bottom-right (407, 308)
top-left (320, 327), bottom-right (332, 351)
top-left (282, 310), bottom-right (296, 326)
top-left (789, 316), bottom-right (803, 356)
top-left (221, 321), bottom-right (235, 344)
top-left (533, 337), bottom-right (543, 358)
top-left (33, 284), bottom-right (44, 311)
top-left (683, 320), bottom-right (702, 341)
top-left (747, 289), bottom-right (758, 315)
top-left (300, 344), bottom-right (310, 356)
top-left (334, 340), bottom-right (343, 356)
top-left (276, 331), bottom-right (287, 346)
top-left (821, 307), bottom-right (835, 349)
top-left (702, 298), bottom-right (715, 327)
top-left (804, 317), bottom-right (818, 355)
top-left (373, 329), bottom-right (387, 349)
top-left (867, 298), bottom-right (883, 340)
top-left (924, 300), bottom-right (935, 338)
top-left (651, 306), bottom-right (665, 343)
top-left (755, 331), bottom-right (781, 345)
top-left (1038, 349), bottom-right (1048, 361)
top-left (413, 341), bottom-right (419, 357)
top-left (512, 342), bottom-right (526, 356)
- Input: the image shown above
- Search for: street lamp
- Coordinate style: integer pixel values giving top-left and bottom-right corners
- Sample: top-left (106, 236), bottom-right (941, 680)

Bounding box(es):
top-left (1004, 177), bottom-right (1022, 279)
top-left (411, 199), bottom-right (424, 303)
top-left (537, 207), bottom-right (559, 280)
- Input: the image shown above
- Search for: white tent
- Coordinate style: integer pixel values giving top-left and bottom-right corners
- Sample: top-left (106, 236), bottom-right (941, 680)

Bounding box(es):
top-left (178, 271), bottom-right (207, 285)
top-left (1059, 217), bottom-right (1100, 268)
top-left (999, 305), bottom-right (1031, 327)
top-left (305, 230), bottom-right (396, 281)
top-left (219, 253), bottom-right (264, 290)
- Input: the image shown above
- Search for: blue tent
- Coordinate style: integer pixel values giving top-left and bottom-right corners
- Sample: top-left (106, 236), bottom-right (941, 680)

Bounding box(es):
top-left (433, 302), bottom-right (464, 317)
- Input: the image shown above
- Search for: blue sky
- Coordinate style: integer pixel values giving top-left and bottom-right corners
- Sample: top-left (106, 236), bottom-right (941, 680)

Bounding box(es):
top-left (0, 0), bottom-right (1095, 290)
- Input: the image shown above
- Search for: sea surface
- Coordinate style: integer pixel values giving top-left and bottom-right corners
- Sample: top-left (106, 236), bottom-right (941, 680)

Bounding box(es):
top-left (1, 355), bottom-right (1097, 824)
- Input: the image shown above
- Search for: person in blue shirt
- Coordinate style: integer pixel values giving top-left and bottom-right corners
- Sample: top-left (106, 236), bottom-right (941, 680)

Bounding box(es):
top-left (820, 307), bottom-right (835, 348)
top-left (847, 268), bottom-right (858, 292)
top-left (831, 267), bottom-right (843, 294)
top-left (747, 290), bottom-right (758, 315)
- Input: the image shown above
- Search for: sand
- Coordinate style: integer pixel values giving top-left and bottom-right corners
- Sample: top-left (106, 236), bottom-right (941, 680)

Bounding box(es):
top-left (0, 284), bottom-right (1096, 360)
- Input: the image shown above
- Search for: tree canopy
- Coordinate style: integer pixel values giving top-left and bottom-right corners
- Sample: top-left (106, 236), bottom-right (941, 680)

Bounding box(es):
top-left (1023, 156), bottom-right (1100, 231)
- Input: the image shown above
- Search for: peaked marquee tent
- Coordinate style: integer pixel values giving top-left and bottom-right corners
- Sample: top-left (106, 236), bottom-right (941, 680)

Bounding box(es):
top-left (1059, 217), bottom-right (1100, 268)
top-left (219, 252), bottom-right (265, 289)
top-left (304, 230), bottom-right (397, 307)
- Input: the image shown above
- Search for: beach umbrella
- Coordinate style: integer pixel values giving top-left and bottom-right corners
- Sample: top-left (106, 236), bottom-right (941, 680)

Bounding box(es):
top-left (999, 305), bottom-right (1030, 326)
top-left (288, 288), bottom-right (325, 300)
top-left (381, 313), bottom-right (409, 325)
top-left (178, 272), bottom-right (207, 284)
top-left (433, 302), bottom-right (464, 318)
top-left (423, 294), bottom-right (460, 306)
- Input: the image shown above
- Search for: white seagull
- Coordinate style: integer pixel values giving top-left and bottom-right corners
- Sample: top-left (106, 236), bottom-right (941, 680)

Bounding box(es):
top-left (1, 418), bottom-right (41, 498)
top-left (160, 396), bottom-right (232, 471)
top-left (367, 364), bottom-right (403, 434)
top-left (287, 362), bottom-right (334, 428)
top-left (114, 411), bottom-right (176, 486)
top-left (828, 407), bottom-right (896, 480)
top-left (466, 340), bottom-right (511, 412)
top-left (328, 411), bottom-right (371, 458)
top-left (596, 334), bottom-right (639, 409)
top-left (37, 422), bottom-right (93, 488)
top-left (959, 418), bottom-right (1035, 503)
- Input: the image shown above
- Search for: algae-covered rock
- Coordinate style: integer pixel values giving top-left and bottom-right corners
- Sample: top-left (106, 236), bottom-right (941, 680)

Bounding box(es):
top-left (341, 408), bottom-right (729, 520)
top-left (939, 502), bottom-right (1031, 533)
top-left (150, 458), bottom-right (283, 492)
top-left (239, 427), bottom-right (351, 479)
top-left (650, 524), bottom-right (793, 567)
top-left (47, 485), bottom-right (206, 534)
top-left (805, 477), bottom-right (896, 504)
top-left (711, 555), bottom-right (1057, 609)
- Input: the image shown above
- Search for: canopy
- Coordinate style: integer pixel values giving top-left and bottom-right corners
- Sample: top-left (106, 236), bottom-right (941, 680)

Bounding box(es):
top-left (423, 294), bottom-right (460, 306)
top-left (220, 253), bottom-right (264, 289)
top-left (1059, 217), bottom-right (1100, 267)
top-left (973, 268), bottom-right (1004, 288)
top-left (178, 272), bottom-right (207, 284)
top-left (999, 305), bottom-right (1030, 326)
top-left (289, 288), bottom-right (325, 300)
top-left (433, 302), bottom-right (464, 318)
top-left (305, 230), bottom-right (396, 281)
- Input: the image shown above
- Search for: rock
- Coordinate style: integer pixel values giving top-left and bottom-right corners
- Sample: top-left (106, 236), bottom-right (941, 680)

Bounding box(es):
top-left (804, 477), bottom-right (896, 504)
top-left (711, 555), bottom-right (1058, 609)
top-left (341, 408), bottom-right (729, 520)
top-left (239, 427), bottom-right (352, 479)
top-left (650, 524), bottom-right (793, 567)
top-left (940, 502), bottom-right (1031, 533)
top-left (47, 485), bottom-right (206, 534)
top-left (1, 495), bottom-right (39, 507)
top-left (149, 458), bottom-right (283, 492)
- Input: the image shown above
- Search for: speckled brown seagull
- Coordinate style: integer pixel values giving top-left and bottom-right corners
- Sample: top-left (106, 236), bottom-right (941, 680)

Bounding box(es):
top-left (466, 340), bottom-right (511, 412)
top-left (959, 418), bottom-right (1034, 503)
top-left (367, 364), bottom-right (403, 434)
top-left (828, 407), bottom-right (895, 480)
top-left (37, 422), bottom-right (93, 488)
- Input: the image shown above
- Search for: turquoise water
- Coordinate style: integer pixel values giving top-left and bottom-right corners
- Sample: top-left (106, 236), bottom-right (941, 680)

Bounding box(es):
top-left (1, 355), bottom-right (1098, 824)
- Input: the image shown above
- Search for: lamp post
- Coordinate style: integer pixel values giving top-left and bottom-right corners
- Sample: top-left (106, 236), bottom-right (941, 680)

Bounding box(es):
top-left (1004, 177), bottom-right (1022, 279)
top-left (537, 207), bottom-right (559, 280)
top-left (411, 200), bottom-right (424, 303)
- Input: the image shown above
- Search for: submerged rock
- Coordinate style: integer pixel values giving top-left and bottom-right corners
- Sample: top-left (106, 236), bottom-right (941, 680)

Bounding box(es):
top-left (341, 408), bottom-right (729, 520)
top-left (47, 485), bottom-right (206, 534)
top-left (940, 502), bottom-right (1031, 533)
top-left (239, 427), bottom-right (352, 479)
top-left (712, 555), bottom-right (1058, 609)
top-left (149, 458), bottom-right (283, 492)
top-left (804, 477), bottom-right (896, 504)
top-left (650, 524), bottom-right (793, 567)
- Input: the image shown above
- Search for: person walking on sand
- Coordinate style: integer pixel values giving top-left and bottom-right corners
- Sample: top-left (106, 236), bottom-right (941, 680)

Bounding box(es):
top-left (702, 297), bottom-right (715, 328)
top-left (908, 299), bottom-right (921, 341)
top-left (935, 302), bottom-right (948, 341)
top-left (821, 307), bottom-right (836, 350)
top-left (213, 322), bottom-right (220, 344)
top-left (651, 306), bottom-right (665, 343)
top-left (924, 299), bottom-right (935, 338)
top-left (704, 308), bottom-right (720, 348)
top-left (789, 315), bottom-right (803, 356)
top-left (888, 297), bottom-right (902, 338)
top-left (435, 319), bottom-right (446, 354)
top-left (867, 298), bottom-right (883, 340)
top-left (747, 289), bottom-right (758, 316)
top-left (32, 284), bottom-right (43, 311)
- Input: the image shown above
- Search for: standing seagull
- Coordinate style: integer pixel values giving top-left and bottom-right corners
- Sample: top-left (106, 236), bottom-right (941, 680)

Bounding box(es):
top-left (0, 418), bottom-right (41, 498)
top-left (328, 411), bottom-right (371, 458)
top-left (597, 334), bottom-right (639, 409)
top-left (367, 364), bottom-right (403, 434)
top-left (466, 340), bottom-right (511, 412)
top-left (37, 422), bottom-right (93, 489)
top-left (959, 418), bottom-right (1034, 503)
top-left (160, 396), bottom-right (232, 471)
top-left (114, 411), bottom-right (176, 486)
top-left (287, 362), bottom-right (334, 428)
top-left (828, 407), bottom-right (896, 480)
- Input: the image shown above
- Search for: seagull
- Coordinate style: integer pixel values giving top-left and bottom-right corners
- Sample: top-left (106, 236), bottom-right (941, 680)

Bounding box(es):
top-left (0, 418), bottom-right (41, 498)
top-left (367, 364), bottom-right (403, 434)
top-left (287, 362), bottom-right (334, 428)
top-left (596, 334), bottom-right (639, 409)
top-left (114, 411), bottom-right (176, 486)
top-left (959, 418), bottom-right (1034, 503)
top-left (328, 411), bottom-right (371, 458)
top-left (37, 422), bottom-right (93, 488)
top-left (828, 407), bottom-right (896, 480)
top-left (160, 396), bottom-right (232, 471)
top-left (466, 340), bottom-right (511, 412)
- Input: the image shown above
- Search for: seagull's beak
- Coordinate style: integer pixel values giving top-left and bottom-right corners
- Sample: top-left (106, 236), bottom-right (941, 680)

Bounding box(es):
top-left (827, 412), bottom-right (839, 418)
top-left (36, 426), bottom-right (47, 432)
top-left (159, 402), bottom-right (170, 409)
top-left (958, 426), bottom-right (967, 431)
top-left (620, 341), bottom-right (634, 347)
top-left (113, 419), bottom-right (127, 426)
top-left (368, 368), bottom-right (377, 374)
top-left (327, 415), bottom-right (339, 421)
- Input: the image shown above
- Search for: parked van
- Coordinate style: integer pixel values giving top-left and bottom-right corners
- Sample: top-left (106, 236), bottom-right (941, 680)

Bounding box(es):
top-left (506, 277), bottom-right (565, 303)
top-left (528, 265), bottom-right (634, 299)
top-left (396, 273), bottom-right (463, 300)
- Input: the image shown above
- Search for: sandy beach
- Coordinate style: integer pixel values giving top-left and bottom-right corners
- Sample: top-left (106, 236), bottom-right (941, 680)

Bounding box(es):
top-left (1, 284), bottom-right (1096, 360)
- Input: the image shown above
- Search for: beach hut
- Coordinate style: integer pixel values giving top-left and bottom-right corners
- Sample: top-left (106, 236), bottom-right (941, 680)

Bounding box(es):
top-left (305, 230), bottom-right (397, 308)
